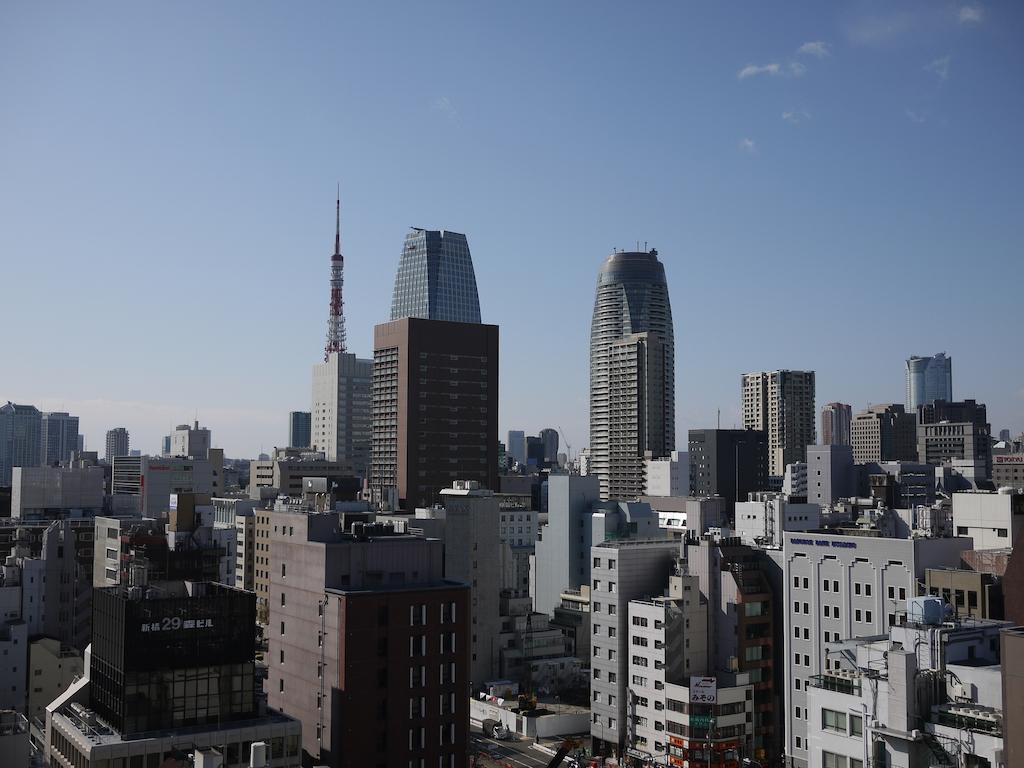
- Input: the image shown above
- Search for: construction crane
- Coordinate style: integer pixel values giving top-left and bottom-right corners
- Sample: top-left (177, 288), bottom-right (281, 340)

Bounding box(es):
top-left (557, 426), bottom-right (572, 466)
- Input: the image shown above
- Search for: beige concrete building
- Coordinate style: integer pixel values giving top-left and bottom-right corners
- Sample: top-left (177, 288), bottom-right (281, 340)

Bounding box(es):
top-left (741, 370), bottom-right (815, 477)
top-left (924, 567), bottom-right (1003, 619)
top-left (850, 403), bottom-right (918, 464)
top-left (28, 638), bottom-right (83, 725)
top-left (248, 448), bottom-right (355, 500)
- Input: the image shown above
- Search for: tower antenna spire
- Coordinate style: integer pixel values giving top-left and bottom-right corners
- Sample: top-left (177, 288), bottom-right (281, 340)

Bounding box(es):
top-left (324, 184), bottom-right (347, 360)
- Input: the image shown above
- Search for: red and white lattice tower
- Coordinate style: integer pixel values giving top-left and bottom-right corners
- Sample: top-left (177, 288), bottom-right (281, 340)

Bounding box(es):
top-left (324, 189), bottom-right (347, 359)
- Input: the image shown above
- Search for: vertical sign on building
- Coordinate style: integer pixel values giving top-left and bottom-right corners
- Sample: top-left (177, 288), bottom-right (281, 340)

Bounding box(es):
top-left (689, 676), bottom-right (717, 705)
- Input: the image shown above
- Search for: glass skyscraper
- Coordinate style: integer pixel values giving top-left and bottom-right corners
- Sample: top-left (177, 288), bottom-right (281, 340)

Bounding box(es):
top-left (905, 353), bottom-right (953, 411)
top-left (589, 249), bottom-right (675, 500)
top-left (389, 228), bottom-right (481, 324)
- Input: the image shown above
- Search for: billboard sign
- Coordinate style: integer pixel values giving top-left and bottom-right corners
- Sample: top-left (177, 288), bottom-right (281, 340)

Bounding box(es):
top-left (690, 676), bottom-right (717, 704)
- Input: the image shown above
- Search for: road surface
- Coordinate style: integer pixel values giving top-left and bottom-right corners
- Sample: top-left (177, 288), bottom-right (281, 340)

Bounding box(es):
top-left (469, 733), bottom-right (573, 768)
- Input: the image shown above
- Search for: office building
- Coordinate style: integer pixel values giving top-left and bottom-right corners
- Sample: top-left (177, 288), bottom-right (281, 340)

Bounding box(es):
top-left (687, 428), bottom-right (768, 512)
top-left (906, 352), bottom-right (953, 411)
top-left (850, 403), bottom-right (917, 464)
top-left (104, 427), bottom-right (129, 463)
top-left (820, 402), bottom-right (852, 446)
top-left (590, 249), bottom-right (675, 500)
top-left (918, 398), bottom-right (992, 479)
top-left (686, 535), bottom-right (780, 763)
top-left (644, 494), bottom-right (724, 538)
top-left (923, 567), bottom-right (1003, 619)
top-left (396, 481), bottom-right (501, 687)
top-left (111, 455), bottom-right (214, 516)
top-left (539, 427), bottom-right (559, 463)
top-left (782, 531), bottom-right (972, 767)
top-left (169, 420), bottom-right (211, 459)
top-left (0, 710), bottom-right (29, 766)
top-left (267, 511), bottom-right (469, 767)
top-left (390, 227), bottom-right (481, 324)
top-left (40, 411), bottom-right (80, 466)
top-left (532, 473), bottom-right (663, 618)
top-left (370, 317), bottom-right (499, 511)
top-left (0, 401), bottom-right (42, 485)
top-left (311, 352), bottom-right (372, 476)
top-left (11, 465), bottom-right (104, 518)
top-left (160, 434), bottom-right (171, 456)
top-left (741, 370), bottom-right (816, 477)
top-left (952, 489), bottom-right (1023, 550)
top-left (644, 450), bottom-right (688, 497)
top-left (805, 444), bottom-right (855, 506)
top-left (735, 492), bottom-right (820, 548)
top-left (589, 538), bottom-right (680, 756)
top-left (806, 604), bottom-right (1006, 768)
top-left (624, 570), bottom-right (709, 765)
top-left (288, 410), bottom-right (312, 449)
top-left (861, 460), bottom-right (937, 510)
top-left (248, 447), bottom-right (359, 501)
top-left (46, 581), bottom-right (301, 768)
top-left (506, 430), bottom-right (526, 467)
top-left (526, 435), bottom-right (546, 468)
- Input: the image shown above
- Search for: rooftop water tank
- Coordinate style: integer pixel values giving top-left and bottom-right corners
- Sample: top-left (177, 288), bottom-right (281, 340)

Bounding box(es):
top-left (907, 596), bottom-right (944, 625)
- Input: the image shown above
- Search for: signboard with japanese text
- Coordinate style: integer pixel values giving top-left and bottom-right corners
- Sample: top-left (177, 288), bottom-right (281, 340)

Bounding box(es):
top-left (689, 676), bottom-right (717, 704)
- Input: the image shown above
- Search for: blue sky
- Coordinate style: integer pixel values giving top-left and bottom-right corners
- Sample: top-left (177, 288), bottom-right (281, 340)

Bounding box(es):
top-left (2, 1), bottom-right (1022, 458)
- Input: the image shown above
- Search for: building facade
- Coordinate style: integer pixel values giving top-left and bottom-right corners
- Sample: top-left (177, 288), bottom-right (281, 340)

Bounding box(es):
top-left (741, 370), bottom-right (816, 477)
top-left (104, 427), bottom-right (129, 463)
top-left (288, 410), bottom-right (311, 449)
top-left (805, 444), bottom-right (855, 507)
top-left (590, 249), bottom-right (675, 500)
top-left (850, 403), bottom-right (918, 464)
top-left (390, 228), bottom-right (481, 324)
top-left (687, 428), bottom-right (769, 513)
top-left (644, 450), bottom-right (689, 497)
top-left (905, 352), bottom-right (953, 411)
top-left (266, 512), bottom-right (469, 768)
top-left (917, 399), bottom-right (992, 479)
top-left (40, 411), bottom-right (80, 466)
top-left (820, 402), bottom-right (852, 447)
top-left (311, 352), bottom-right (372, 477)
top-left (370, 317), bottom-right (499, 511)
top-left (0, 402), bottom-right (42, 485)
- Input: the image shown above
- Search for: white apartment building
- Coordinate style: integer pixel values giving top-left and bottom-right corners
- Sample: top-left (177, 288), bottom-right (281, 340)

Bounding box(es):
top-left (169, 420), bottom-right (211, 459)
top-left (782, 532), bottom-right (972, 768)
top-left (624, 572), bottom-right (708, 764)
top-left (735, 492), bottom-right (820, 548)
top-left (590, 538), bottom-right (680, 756)
top-left (644, 451), bottom-right (689, 497)
top-left (951, 489), bottom-right (1023, 550)
top-left (784, 462), bottom-right (808, 497)
top-left (646, 495), bottom-right (725, 539)
top-left (663, 673), bottom-right (755, 767)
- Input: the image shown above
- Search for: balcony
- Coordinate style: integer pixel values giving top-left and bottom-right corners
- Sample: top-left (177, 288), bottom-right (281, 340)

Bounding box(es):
top-left (933, 708), bottom-right (1002, 737)
top-left (809, 673), bottom-right (861, 696)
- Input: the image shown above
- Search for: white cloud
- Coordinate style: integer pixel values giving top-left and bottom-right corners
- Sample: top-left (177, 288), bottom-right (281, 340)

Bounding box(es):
top-left (959, 5), bottom-right (983, 23)
top-left (844, 13), bottom-right (914, 45)
top-left (738, 137), bottom-right (757, 153)
top-left (782, 110), bottom-right (812, 124)
top-left (788, 61), bottom-right (807, 77)
top-left (737, 63), bottom-right (781, 80)
top-left (905, 108), bottom-right (928, 123)
top-left (430, 96), bottom-right (458, 121)
top-left (924, 55), bottom-right (951, 81)
top-left (798, 41), bottom-right (830, 58)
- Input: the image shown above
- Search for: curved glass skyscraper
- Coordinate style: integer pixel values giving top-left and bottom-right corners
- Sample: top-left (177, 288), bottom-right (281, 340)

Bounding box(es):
top-left (389, 228), bottom-right (481, 323)
top-left (589, 249), bottom-right (675, 500)
top-left (906, 353), bottom-right (952, 411)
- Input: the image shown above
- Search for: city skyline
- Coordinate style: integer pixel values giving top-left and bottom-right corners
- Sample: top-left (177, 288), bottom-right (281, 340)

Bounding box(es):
top-left (3, 2), bottom-right (1023, 458)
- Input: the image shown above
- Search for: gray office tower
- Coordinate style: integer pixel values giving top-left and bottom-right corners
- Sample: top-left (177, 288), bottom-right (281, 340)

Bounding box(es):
top-left (105, 428), bottom-right (129, 463)
top-left (905, 353), bottom-right (952, 411)
top-left (589, 249), bottom-right (675, 500)
top-left (40, 412), bottom-right (79, 466)
top-left (389, 228), bottom-right (481, 323)
top-left (539, 427), bottom-right (559, 462)
top-left (288, 411), bottom-right (311, 449)
top-left (0, 402), bottom-right (42, 485)
top-left (688, 428), bottom-right (768, 512)
top-left (820, 402), bottom-right (851, 446)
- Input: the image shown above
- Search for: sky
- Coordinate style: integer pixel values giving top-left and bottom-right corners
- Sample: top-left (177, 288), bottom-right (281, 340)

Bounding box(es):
top-left (2, 1), bottom-right (1022, 458)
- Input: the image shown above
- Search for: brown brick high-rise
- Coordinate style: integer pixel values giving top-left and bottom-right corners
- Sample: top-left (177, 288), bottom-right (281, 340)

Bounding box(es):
top-left (371, 317), bottom-right (499, 510)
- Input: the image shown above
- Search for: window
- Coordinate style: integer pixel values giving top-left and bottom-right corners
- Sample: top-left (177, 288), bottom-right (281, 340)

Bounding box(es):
top-left (793, 576), bottom-right (800, 588)
top-left (957, 526), bottom-right (969, 536)
top-left (833, 580), bottom-right (840, 592)
top-left (824, 580), bottom-right (830, 592)
top-left (850, 714), bottom-right (863, 736)
top-left (898, 587), bottom-right (906, 600)
top-left (865, 583), bottom-right (872, 596)
top-left (997, 528), bottom-right (1008, 537)
top-left (865, 610), bottom-right (872, 622)
top-left (822, 709), bottom-right (847, 733)
top-left (281, 563), bottom-right (286, 577)
top-left (855, 583), bottom-right (861, 596)
top-left (608, 558), bottom-right (616, 569)
top-left (594, 556), bottom-right (601, 568)
top-left (632, 616), bottom-right (649, 627)
top-left (888, 586), bottom-right (895, 599)
top-left (822, 752), bottom-right (847, 768)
